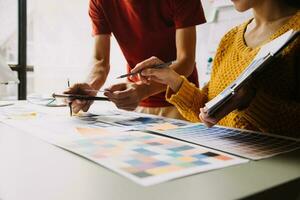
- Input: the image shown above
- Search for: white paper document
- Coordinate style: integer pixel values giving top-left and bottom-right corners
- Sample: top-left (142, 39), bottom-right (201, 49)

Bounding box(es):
top-left (0, 103), bottom-right (248, 186)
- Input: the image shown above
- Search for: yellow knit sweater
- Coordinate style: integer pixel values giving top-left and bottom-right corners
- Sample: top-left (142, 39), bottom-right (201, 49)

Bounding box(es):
top-left (166, 11), bottom-right (300, 137)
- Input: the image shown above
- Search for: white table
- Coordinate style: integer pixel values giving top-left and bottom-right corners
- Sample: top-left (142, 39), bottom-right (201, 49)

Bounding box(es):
top-left (0, 102), bottom-right (300, 200)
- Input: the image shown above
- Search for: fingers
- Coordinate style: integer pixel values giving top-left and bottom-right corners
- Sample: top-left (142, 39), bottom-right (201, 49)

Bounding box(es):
top-left (141, 68), bottom-right (159, 77)
top-left (72, 100), bottom-right (82, 114)
top-left (140, 68), bottom-right (172, 85)
top-left (104, 87), bottom-right (133, 101)
top-left (64, 83), bottom-right (95, 95)
top-left (71, 99), bottom-right (90, 114)
top-left (131, 56), bottom-right (163, 73)
top-left (108, 95), bottom-right (138, 111)
top-left (136, 68), bottom-right (159, 85)
top-left (82, 100), bottom-right (93, 112)
top-left (139, 74), bottom-right (151, 85)
top-left (105, 83), bottom-right (127, 92)
top-left (199, 108), bottom-right (218, 128)
top-left (199, 114), bottom-right (215, 128)
top-left (62, 83), bottom-right (97, 113)
top-left (104, 83), bottom-right (140, 111)
top-left (199, 84), bottom-right (256, 128)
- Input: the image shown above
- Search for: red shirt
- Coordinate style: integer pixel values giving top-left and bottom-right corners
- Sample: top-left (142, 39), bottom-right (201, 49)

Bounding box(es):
top-left (89, 0), bottom-right (206, 107)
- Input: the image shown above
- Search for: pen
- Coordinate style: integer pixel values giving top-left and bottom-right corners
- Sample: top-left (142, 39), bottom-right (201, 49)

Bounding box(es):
top-left (83, 89), bottom-right (106, 93)
top-left (53, 93), bottom-right (109, 101)
top-left (67, 79), bottom-right (72, 117)
top-left (116, 61), bottom-right (175, 79)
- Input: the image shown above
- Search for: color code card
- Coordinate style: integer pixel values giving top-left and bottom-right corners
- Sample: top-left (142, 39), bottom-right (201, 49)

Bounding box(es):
top-left (59, 128), bottom-right (248, 186)
top-left (74, 111), bottom-right (189, 131)
top-left (152, 124), bottom-right (300, 160)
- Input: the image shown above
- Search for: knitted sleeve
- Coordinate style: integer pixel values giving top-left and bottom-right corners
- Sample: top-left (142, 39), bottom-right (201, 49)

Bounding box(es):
top-left (166, 76), bottom-right (209, 122)
top-left (165, 26), bottom-right (240, 122)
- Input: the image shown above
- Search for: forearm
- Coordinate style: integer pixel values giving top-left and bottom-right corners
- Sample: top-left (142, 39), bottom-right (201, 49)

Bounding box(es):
top-left (172, 57), bottom-right (195, 77)
top-left (87, 58), bottom-right (110, 90)
top-left (172, 26), bottom-right (196, 77)
top-left (87, 35), bottom-right (111, 90)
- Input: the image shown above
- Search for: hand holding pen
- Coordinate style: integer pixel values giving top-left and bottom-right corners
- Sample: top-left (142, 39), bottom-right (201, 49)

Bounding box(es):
top-left (117, 58), bottom-right (174, 80)
top-left (62, 82), bottom-right (101, 114)
top-left (128, 57), bottom-right (182, 89)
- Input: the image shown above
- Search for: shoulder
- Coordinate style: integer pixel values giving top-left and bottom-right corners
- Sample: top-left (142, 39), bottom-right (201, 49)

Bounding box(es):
top-left (277, 12), bottom-right (300, 57)
top-left (290, 11), bottom-right (300, 30)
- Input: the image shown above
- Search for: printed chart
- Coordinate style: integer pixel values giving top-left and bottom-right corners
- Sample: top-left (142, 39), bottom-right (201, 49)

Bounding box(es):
top-left (61, 128), bottom-right (248, 186)
top-left (153, 124), bottom-right (300, 160)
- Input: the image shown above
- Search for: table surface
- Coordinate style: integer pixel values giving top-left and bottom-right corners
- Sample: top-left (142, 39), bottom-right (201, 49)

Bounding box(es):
top-left (0, 101), bottom-right (300, 200)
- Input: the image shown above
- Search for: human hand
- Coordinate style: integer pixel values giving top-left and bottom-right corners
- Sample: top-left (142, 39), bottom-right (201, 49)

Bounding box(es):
top-left (199, 85), bottom-right (256, 127)
top-left (131, 56), bottom-right (183, 92)
top-left (64, 83), bottom-right (98, 114)
top-left (104, 82), bottom-right (144, 111)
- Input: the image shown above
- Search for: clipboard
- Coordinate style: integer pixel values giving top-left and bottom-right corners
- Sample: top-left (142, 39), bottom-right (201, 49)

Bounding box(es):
top-left (205, 29), bottom-right (300, 116)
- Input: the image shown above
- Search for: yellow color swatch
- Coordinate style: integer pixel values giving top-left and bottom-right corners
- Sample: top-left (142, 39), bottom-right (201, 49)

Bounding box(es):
top-left (146, 165), bottom-right (183, 175)
top-left (149, 123), bottom-right (179, 131)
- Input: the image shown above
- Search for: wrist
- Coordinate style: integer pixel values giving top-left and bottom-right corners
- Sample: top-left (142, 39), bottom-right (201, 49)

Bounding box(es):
top-left (133, 83), bottom-right (149, 101)
top-left (168, 75), bottom-right (183, 93)
top-left (88, 77), bottom-right (103, 91)
top-left (88, 68), bottom-right (109, 90)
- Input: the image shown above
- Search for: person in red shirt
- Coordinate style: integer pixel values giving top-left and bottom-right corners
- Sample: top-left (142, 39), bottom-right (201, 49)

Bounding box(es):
top-left (65, 0), bottom-right (206, 119)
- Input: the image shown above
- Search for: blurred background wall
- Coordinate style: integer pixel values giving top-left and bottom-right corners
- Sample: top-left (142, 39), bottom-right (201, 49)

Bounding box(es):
top-left (0, 0), bottom-right (252, 99)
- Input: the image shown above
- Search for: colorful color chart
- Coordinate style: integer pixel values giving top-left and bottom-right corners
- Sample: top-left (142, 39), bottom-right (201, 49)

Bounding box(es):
top-left (75, 111), bottom-right (189, 131)
top-left (0, 105), bottom-right (249, 186)
top-left (59, 128), bottom-right (248, 186)
top-left (152, 124), bottom-right (300, 160)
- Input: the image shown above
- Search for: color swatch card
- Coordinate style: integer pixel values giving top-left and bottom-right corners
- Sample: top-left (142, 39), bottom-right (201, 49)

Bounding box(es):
top-left (74, 110), bottom-right (190, 132)
top-left (0, 103), bottom-right (249, 186)
top-left (59, 128), bottom-right (248, 186)
top-left (152, 124), bottom-right (300, 160)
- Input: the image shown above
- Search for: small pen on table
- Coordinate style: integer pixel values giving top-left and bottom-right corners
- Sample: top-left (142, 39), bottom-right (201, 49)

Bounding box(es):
top-left (67, 79), bottom-right (72, 117)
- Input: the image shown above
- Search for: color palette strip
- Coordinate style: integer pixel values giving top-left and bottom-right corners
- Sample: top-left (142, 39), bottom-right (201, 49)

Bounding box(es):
top-left (152, 124), bottom-right (300, 160)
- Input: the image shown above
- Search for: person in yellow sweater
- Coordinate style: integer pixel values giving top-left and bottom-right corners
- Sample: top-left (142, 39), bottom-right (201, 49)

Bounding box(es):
top-left (131, 0), bottom-right (300, 137)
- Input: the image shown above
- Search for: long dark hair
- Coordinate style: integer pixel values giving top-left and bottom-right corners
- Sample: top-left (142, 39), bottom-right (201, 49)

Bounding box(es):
top-left (285, 0), bottom-right (300, 9)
